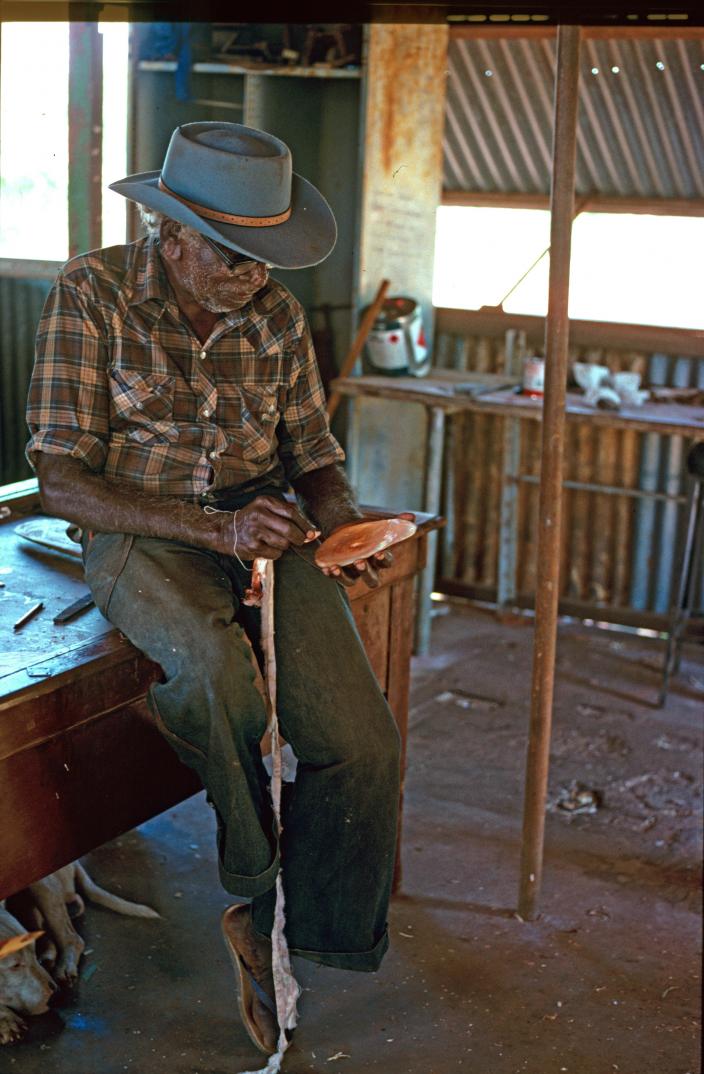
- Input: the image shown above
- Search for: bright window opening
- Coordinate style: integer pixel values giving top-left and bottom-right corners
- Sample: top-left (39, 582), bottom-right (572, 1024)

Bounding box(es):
top-left (433, 205), bottom-right (703, 331)
top-left (0, 23), bottom-right (70, 260)
top-left (0, 22), bottom-right (129, 261)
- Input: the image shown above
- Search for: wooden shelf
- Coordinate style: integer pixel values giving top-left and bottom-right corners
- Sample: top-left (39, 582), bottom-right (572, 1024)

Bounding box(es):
top-left (137, 60), bottom-right (362, 80)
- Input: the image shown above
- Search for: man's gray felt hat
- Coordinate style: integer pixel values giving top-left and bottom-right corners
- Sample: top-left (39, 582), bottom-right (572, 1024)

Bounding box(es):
top-left (109, 121), bottom-right (337, 269)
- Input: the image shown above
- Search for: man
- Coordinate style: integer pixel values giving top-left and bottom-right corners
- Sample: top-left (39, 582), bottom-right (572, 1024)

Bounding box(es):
top-left (26, 122), bottom-right (402, 1054)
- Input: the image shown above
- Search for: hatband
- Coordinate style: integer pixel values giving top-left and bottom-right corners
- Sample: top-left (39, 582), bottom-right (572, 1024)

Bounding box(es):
top-left (157, 178), bottom-right (292, 228)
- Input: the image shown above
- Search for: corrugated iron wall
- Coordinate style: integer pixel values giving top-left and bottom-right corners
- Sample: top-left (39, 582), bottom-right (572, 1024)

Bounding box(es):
top-left (444, 33), bottom-right (704, 199)
top-left (435, 321), bottom-right (704, 623)
top-left (0, 267), bottom-right (55, 484)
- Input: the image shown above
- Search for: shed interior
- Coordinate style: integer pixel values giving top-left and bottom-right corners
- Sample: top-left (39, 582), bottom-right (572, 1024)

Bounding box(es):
top-left (0, 19), bottom-right (701, 1074)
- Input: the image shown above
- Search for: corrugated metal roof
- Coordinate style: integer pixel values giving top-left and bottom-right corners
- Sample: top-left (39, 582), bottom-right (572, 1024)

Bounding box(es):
top-left (444, 34), bottom-right (704, 199)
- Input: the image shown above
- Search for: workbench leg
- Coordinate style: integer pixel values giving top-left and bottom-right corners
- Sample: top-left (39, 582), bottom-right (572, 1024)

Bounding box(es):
top-left (345, 396), bottom-right (362, 497)
top-left (440, 414), bottom-right (456, 578)
top-left (414, 407), bottom-right (445, 655)
top-left (497, 328), bottom-right (523, 610)
top-left (497, 417), bottom-right (521, 609)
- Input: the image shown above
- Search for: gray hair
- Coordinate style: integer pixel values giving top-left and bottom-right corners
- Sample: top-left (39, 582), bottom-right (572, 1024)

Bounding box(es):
top-left (138, 207), bottom-right (205, 250)
top-left (138, 205), bottom-right (169, 239)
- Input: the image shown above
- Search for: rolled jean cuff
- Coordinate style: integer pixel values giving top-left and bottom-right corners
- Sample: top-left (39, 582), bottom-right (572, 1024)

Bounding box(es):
top-left (284, 926), bottom-right (390, 973)
top-left (217, 850), bottom-right (280, 899)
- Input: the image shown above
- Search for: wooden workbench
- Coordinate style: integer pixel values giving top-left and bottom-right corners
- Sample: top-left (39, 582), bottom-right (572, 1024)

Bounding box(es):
top-left (331, 369), bottom-right (704, 437)
top-left (333, 370), bottom-right (704, 645)
top-left (0, 483), bottom-right (440, 898)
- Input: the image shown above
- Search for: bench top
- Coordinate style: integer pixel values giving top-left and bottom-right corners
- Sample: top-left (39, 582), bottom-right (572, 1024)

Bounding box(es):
top-left (0, 484), bottom-right (441, 707)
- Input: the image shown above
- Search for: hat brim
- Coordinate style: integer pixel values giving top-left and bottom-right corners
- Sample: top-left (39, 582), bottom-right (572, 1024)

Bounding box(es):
top-left (108, 170), bottom-right (337, 270)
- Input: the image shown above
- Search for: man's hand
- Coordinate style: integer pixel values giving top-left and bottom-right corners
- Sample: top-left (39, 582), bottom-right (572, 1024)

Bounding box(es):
top-left (232, 496), bottom-right (320, 560)
top-left (318, 513), bottom-right (416, 590)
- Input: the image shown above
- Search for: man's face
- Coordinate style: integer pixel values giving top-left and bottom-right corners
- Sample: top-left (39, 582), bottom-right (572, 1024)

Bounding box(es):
top-left (164, 225), bottom-right (270, 313)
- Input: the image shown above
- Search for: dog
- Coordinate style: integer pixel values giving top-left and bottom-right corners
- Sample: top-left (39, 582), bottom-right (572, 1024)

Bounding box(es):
top-left (0, 908), bottom-right (56, 1044)
top-left (1, 859), bottom-right (159, 1041)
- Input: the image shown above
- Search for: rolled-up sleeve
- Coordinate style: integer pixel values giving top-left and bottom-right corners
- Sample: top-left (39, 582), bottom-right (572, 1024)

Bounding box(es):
top-left (276, 308), bottom-right (345, 482)
top-left (26, 274), bottom-right (109, 472)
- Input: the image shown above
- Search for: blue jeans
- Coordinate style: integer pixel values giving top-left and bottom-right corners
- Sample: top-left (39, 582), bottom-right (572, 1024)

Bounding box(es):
top-left (83, 531), bottom-right (401, 971)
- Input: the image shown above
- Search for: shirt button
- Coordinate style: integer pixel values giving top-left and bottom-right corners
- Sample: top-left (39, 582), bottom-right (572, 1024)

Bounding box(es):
top-left (209, 451), bottom-right (217, 460)
top-left (200, 350), bottom-right (207, 360)
top-left (202, 408), bottom-right (210, 417)
top-left (135, 402), bottom-right (144, 410)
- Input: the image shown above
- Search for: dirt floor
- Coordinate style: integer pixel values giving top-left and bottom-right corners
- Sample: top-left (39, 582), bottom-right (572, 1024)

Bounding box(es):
top-left (2, 603), bottom-right (702, 1074)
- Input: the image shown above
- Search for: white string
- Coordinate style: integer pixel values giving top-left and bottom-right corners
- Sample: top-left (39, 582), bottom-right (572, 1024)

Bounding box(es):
top-left (232, 509), bottom-right (250, 572)
top-left (203, 504), bottom-right (250, 571)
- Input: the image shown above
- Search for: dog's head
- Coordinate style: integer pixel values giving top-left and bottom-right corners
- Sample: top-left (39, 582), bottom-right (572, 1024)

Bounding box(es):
top-left (0, 908), bottom-right (56, 1015)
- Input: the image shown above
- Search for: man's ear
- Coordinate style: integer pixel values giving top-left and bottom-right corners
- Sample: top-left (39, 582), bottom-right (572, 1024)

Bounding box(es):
top-left (159, 219), bottom-right (183, 260)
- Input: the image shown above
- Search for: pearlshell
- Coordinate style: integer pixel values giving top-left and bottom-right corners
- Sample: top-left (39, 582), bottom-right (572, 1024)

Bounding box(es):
top-left (314, 518), bottom-right (417, 568)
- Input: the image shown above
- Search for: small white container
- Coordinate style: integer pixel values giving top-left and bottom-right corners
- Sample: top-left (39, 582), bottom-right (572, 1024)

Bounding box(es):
top-left (522, 356), bottom-right (545, 396)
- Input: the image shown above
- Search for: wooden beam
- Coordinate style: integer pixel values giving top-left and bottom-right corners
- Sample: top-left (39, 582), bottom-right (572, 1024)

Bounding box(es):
top-left (442, 189), bottom-right (704, 218)
top-left (435, 307), bottom-right (704, 360)
top-left (450, 24), bottom-right (704, 41)
top-left (518, 24), bottom-right (581, 923)
top-left (68, 23), bottom-right (103, 256)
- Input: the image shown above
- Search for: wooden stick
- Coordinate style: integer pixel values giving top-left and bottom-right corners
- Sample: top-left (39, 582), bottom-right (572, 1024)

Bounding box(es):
top-left (327, 279), bottom-right (390, 421)
top-left (14, 601), bottom-right (44, 631)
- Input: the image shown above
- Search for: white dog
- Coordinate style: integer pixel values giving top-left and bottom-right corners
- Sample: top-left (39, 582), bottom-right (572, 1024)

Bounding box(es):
top-left (0, 909), bottom-right (56, 1044)
top-left (1, 859), bottom-right (159, 1042)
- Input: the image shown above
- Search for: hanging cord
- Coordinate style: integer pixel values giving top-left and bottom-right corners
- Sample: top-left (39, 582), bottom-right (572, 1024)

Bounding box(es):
top-left (203, 504), bottom-right (300, 1071)
top-left (497, 196), bottom-right (588, 309)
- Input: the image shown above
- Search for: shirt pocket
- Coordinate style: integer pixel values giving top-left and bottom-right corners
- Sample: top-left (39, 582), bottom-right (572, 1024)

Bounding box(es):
top-left (109, 368), bottom-right (178, 443)
top-left (238, 384), bottom-right (280, 462)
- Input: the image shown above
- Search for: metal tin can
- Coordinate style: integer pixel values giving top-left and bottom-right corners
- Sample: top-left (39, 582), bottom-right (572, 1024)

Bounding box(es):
top-left (365, 296), bottom-right (430, 377)
top-left (522, 356), bottom-right (545, 397)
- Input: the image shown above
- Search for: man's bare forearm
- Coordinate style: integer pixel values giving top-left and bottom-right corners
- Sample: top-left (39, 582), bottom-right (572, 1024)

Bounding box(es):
top-left (292, 463), bottom-right (363, 537)
top-left (34, 454), bottom-right (229, 552)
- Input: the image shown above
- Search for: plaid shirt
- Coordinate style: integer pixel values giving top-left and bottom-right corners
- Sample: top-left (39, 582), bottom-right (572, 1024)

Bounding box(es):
top-left (26, 237), bottom-right (344, 500)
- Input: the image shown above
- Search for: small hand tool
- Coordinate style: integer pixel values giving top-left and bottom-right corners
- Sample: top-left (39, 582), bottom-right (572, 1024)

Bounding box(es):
top-left (53, 591), bottom-right (95, 624)
top-left (14, 601), bottom-right (44, 631)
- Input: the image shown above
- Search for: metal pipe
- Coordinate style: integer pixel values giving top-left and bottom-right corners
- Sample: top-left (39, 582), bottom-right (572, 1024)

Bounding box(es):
top-left (513, 474), bottom-right (687, 504)
top-left (518, 24), bottom-right (581, 922)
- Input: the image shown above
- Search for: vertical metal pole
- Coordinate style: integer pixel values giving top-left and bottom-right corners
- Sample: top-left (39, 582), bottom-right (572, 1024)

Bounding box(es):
top-left (518, 25), bottom-right (581, 920)
top-left (414, 406), bottom-right (445, 655)
top-left (69, 23), bottom-right (103, 256)
top-left (498, 330), bottom-right (521, 609)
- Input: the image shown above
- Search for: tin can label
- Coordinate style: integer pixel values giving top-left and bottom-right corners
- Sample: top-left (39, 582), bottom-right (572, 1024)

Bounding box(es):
top-left (522, 357), bottom-right (545, 395)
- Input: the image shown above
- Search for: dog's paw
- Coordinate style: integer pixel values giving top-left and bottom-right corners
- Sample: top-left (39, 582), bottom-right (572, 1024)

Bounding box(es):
top-left (0, 1007), bottom-right (27, 1045)
top-left (53, 942), bottom-right (84, 989)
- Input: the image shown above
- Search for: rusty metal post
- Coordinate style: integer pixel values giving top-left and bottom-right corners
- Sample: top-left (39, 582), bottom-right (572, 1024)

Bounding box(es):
top-left (518, 25), bottom-right (581, 921)
top-left (69, 23), bottom-right (103, 257)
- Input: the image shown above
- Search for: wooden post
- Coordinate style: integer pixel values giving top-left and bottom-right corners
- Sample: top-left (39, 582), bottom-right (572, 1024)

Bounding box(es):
top-left (518, 25), bottom-right (581, 921)
top-left (68, 23), bottom-right (103, 257)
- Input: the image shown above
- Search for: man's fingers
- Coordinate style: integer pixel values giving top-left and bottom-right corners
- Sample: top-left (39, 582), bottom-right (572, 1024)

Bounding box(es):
top-left (252, 496), bottom-right (317, 540)
top-left (239, 497), bottom-right (319, 550)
